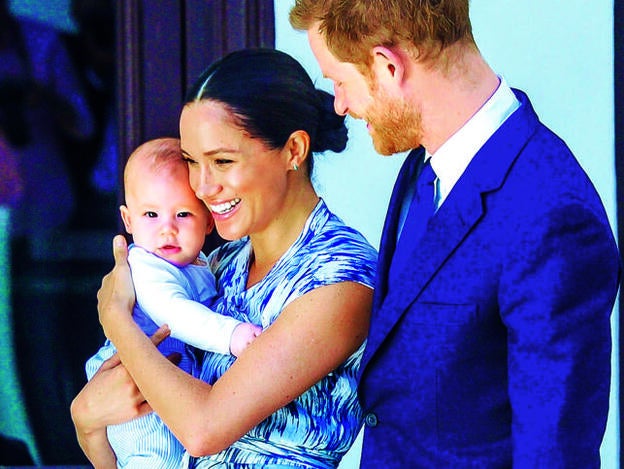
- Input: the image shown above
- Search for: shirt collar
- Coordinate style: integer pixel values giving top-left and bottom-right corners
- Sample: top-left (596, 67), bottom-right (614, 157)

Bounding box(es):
top-left (428, 76), bottom-right (520, 205)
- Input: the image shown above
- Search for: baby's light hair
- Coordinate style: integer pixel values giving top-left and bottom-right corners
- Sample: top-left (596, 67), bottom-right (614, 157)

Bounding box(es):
top-left (124, 137), bottom-right (185, 190)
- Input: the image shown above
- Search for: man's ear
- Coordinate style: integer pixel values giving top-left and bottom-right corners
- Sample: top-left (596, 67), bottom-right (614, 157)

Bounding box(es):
top-left (285, 130), bottom-right (310, 171)
top-left (372, 45), bottom-right (406, 86)
top-left (119, 205), bottom-right (133, 234)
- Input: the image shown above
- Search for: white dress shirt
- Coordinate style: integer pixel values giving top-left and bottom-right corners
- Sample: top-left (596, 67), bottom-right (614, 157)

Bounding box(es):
top-left (430, 76), bottom-right (520, 210)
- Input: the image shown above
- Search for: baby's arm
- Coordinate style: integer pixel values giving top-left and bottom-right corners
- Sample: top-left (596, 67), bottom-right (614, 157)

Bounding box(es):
top-left (130, 248), bottom-right (258, 355)
top-left (230, 323), bottom-right (262, 357)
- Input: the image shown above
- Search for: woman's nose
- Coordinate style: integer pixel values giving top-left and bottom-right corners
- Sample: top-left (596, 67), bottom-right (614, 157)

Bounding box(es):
top-left (193, 171), bottom-right (221, 201)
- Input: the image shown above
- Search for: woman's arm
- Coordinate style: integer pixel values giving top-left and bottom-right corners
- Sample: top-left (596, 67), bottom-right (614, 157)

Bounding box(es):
top-left (73, 425), bottom-right (115, 469)
top-left (71, 359), bottom-right (117, 469)
top-left (99, 235), bottom-right (372, 457)
top-left (71, 322), bottom-right (173, 465)
top-left (70, 354), bottom-right (150, 468)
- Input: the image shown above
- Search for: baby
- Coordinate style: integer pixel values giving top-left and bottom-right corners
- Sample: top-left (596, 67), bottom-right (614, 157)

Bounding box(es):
top-left (85, 137), bottom-right (261, 468)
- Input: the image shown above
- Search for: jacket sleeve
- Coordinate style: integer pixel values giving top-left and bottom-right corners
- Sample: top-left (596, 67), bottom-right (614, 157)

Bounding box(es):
top-left (500, 200), bottom-right (620, 467)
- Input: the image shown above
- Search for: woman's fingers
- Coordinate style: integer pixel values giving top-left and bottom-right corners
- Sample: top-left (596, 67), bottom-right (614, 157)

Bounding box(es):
top-left (99, 352), bottom-right (122, 371)
top-left (112, 234), bottom-right (128, 265)
top-left (97, 235), bottom-right (135, 331)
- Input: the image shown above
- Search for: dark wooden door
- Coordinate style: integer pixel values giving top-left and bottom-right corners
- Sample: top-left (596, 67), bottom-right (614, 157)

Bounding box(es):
top-left (116, 0), bottom-right (275, 249)
top-left (117, 0), bottom-right (275, 166)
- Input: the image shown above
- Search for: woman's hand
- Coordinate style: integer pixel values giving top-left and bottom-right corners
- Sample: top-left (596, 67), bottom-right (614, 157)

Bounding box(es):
top-left (72, 352), bottom-right (152, 430)
top-left (97, 235), bottom-right (136, 336)
top-left (70, 352), bottom-right (150, 468)
top-left (70, 326), bottom-right (173, 467)
top-left (71, 326), bottom-right (172, 431)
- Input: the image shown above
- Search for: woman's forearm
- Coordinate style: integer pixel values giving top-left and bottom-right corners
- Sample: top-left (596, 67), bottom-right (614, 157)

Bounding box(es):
top-left (71, 394), bottom-right (117, 468)
top-left (70, 348), bottom-right (153, 465)
top-left (103, 309), bottom-right (215, 452)
top-left (77, 428), bottom-right (116, 469)
top-left (104, 282), bottom-right (372, 457)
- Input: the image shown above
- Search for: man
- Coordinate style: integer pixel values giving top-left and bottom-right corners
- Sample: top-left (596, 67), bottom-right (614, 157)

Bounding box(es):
top-left (290, 1), bottom-right (621, 467)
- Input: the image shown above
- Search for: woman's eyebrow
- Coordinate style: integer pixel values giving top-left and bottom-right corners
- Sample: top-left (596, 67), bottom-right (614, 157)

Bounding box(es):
top-left (181, 148), bottom-right (238, 157)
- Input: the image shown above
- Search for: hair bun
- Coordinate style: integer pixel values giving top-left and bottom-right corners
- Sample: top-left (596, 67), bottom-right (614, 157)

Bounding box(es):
top-left (311, 89), bottom-right (348, 154)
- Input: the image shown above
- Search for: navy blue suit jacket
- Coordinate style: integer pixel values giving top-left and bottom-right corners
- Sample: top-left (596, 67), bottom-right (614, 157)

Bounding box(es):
top-left (357, 90), bottom-right (621, 468)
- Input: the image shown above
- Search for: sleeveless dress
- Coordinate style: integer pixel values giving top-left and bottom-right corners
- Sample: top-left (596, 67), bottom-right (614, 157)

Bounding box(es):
top-left (187, 199), bottom-right (377, 468)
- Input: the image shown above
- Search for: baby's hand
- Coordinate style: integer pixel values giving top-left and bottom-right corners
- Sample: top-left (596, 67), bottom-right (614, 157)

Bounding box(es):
top-left (230, 322), bottom-right (262, 357)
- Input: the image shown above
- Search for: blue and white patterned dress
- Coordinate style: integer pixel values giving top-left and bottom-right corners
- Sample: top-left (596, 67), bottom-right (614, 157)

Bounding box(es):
top-left (187, 199), bottom-right (377, 468)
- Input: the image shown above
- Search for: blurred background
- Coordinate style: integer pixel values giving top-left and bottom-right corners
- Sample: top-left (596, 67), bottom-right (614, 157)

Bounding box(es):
top-left (0, 0), bottom-right (117, 465)
top-left (0, 1), bottom-right (621, 468)
top-left (0, 1), bottom-right (273, 465)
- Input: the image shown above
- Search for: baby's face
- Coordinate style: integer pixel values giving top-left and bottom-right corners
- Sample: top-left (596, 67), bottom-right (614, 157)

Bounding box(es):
top-left (121, 164), bottom-right (213, 267)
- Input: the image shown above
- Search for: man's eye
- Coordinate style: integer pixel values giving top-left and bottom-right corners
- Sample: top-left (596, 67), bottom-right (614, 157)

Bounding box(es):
top-left (215, 158), bottom-right (233, 165)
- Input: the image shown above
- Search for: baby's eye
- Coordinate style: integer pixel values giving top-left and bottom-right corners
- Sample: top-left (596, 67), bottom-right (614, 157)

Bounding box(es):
top-left (177, 212), bottom-right (191, 218)
top-left (145, 211), bottom-right (158, 218)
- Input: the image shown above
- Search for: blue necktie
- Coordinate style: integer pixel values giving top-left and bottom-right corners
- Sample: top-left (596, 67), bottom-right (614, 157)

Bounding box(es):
top-left (389, 160), bottom-right (436, 283)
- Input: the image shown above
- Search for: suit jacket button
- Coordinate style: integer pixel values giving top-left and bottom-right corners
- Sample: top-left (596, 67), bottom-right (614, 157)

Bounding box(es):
top-left (364, 412), bottom-right (378, 427)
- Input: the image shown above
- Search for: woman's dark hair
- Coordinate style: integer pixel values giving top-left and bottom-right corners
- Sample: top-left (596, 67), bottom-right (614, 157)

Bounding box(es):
top-left (185, 48), bottom-right (347, 172)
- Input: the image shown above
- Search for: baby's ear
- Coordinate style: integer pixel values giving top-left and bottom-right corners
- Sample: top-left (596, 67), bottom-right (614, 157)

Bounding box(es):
top-left (119, 205), bottom-right (133, 234)
top-left (206, 213), bottom-right (215, 234)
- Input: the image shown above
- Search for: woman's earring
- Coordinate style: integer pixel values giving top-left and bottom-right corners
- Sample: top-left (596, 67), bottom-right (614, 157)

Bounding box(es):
top-left (293, 163), bottom-right (299, 171)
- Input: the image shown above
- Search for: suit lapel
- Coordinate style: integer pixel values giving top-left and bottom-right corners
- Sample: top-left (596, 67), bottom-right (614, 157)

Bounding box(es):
top-left (364, 172), bottom-right (485, 361)
top-left (361, 89), bottom-right (541, 369)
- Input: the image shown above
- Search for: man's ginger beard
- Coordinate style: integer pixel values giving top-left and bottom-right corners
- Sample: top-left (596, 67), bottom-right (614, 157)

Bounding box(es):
top-left (363, 78), bottom-right (423, 156)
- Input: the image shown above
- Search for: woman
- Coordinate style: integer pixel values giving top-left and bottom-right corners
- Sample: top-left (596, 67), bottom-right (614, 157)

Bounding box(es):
top-left (71, 48), bottom-right (377, 468)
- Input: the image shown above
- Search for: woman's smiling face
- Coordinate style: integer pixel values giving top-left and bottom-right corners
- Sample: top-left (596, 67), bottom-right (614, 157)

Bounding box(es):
top-left (180, 100), bottom-right (291, 241)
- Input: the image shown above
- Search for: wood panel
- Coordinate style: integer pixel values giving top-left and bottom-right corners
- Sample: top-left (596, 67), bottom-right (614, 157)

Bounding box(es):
top-left (117, 0), bottom-right (275, 173)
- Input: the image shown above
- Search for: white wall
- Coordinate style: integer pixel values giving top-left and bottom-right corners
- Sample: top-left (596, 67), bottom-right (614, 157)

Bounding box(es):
top-left (275, 2), bottom-right (619, 467)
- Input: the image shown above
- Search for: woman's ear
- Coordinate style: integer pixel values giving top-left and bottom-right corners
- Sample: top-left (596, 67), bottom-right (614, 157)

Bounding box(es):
top-left (119, 205), bottom-right (133, 234)
top-left (285, 130), bottom-right (310, 171)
